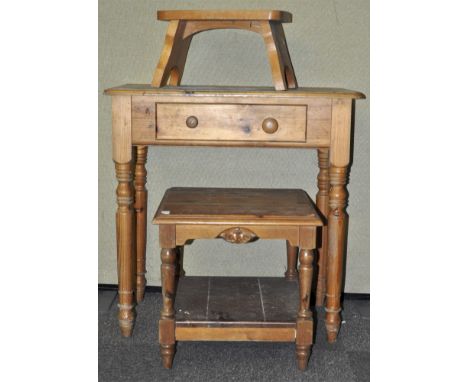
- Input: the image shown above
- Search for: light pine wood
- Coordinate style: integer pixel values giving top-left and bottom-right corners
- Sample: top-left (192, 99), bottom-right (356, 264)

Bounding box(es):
top-left (132, 137), bottom-right (330, 148)
top-left (261, 21), bottom-right (297, 90)
top-left (172, 276), bottom-right (305, 354)
top-left (156, 103), bottom-right (306, 142)
top-left (151, 10), bottom-right (296, 90)
top-left (107, 92), bottom-right (362, 350)
top-left (159, 319), bottom-right (175, 369)
top-left (105, 8), bottom-right (364, 366)
top-left (129, 93), bottom-right (333, 147)
top-left (176, 246), bottom-right (186, 277)
top-left (151, 20), bottom-right (193, 87)
top-left (112, 92), bottom-right (136, 337)
top-left (272, 22), bottom-right (297, 88)
top-left (315, 148), bottom-right (330, 306)
top-left (218, 226), bottom-right (258, 243)
top-left (153, 188), bottom-right (323, 227)
top-left (134, 145), bottom-right (148, 302)
top-left (325, 166), bottom-right (348, 343)
top-left (285, 242), bottom-right (298, 280)
top-left (296, 319), bottom-right (313, 371)
top-left (114, 161), bottom-right (135, 337)
top-left (175, 224), bottom-right (300, 247)
top-left (175, 276), bottom-right (300, 326)
top-left (330, 98), bottom-right (352, 167)
top-left (296, 249), bottom-right (314, 370)
top-left (157, 10), bottom-right (293, 22)
top-left (105, 84), bottom-right (365, 98)
top-left (112, 96), bottom-right (132, 163)
top-left (159, 224), bottom-right (176, 248)
top-left (154, 187), bottom-right (321, 369)
top-left (325, 96), bottom-right (353, 342)
top-left (159, 247), bottom-right (177, 368)
top-left (176, 327), bottom-right (295, 341)
top-left (131, 97), bottom-right (156, 143)
top-left (182, 20), bottom-right (262, 39)
top-left (160, 248), bottom-right (177, 320)
top-left (297, 249), bottom-right (314, 320)
top-left (299, 226), bottom-right (317, 250)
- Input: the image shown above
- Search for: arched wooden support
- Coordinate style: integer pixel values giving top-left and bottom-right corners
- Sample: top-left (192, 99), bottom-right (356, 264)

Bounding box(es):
top-left (151, 10), bottom-right (297, 91)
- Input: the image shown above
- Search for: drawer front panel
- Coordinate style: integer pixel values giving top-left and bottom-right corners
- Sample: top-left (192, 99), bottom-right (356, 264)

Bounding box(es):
top-left (156, 103), bottom-right (307, 142)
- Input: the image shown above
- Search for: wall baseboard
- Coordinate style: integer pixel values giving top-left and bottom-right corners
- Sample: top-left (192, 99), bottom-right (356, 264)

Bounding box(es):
top-left (98, 283), bottom-right (369, 300)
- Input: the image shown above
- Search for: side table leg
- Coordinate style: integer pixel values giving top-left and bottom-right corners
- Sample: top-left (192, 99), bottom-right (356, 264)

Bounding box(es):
top-left (176, 246), bottom-right (186, 277)
top-left (160, 247), bottom-right (177, 368)
top-left (296, 248), bottom-right (314, 370)
top-left (325, 166), bottom-right (348, 342)
top-left (115, 161), bottom-right (135, 337)
top-left (315, 148), bottom-right (330, 306)
top-left (134, 145), bottom-right (148, 303)
top-left (285, 242), bottom-right (298, 280)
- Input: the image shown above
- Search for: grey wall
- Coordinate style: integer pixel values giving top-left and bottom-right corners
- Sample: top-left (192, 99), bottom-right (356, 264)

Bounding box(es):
top-left (99, 0), bottom-right (369, 292)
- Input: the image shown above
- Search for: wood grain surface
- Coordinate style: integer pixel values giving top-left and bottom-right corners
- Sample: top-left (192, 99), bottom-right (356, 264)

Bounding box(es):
top-left (151, 10), bottom-right (295, 90)
top-left (157, 10), bottom-right (293, 22)
top-left (156, 103), bottom-right (306, 142)
top-left (130, 94), bottom-right (332, 148)
top-left (153, 187), bottom-right (322, 225)
top-left (104, 84), bottom-right (365, 98)
top-left (174, 276), bottom-right (299, 325)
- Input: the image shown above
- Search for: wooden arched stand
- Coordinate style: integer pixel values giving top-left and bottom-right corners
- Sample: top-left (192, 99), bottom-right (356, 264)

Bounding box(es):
top-left (151, 10), bottom-right (298, 90)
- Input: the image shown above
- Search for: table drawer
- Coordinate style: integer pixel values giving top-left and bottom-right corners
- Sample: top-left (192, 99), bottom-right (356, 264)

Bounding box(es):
top-left (156, 103), bottom-right (307, 142)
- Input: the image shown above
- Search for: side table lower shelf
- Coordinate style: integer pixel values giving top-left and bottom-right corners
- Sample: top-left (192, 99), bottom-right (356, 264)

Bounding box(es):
top-left (172, 276), bottom-right (304, 343)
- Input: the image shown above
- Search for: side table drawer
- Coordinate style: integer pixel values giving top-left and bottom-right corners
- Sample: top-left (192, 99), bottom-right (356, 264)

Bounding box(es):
top-left (156, 103), bottom-right (307, 142)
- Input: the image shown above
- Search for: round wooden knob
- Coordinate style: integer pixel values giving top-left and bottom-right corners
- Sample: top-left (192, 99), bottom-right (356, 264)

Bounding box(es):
top-left (186, 116), bottom-right (198, 128)
top-left (262, 118), bottom-right (279, 134)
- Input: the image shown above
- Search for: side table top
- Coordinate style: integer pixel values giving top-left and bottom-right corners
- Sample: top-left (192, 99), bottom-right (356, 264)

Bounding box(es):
top-left (153, 187), bottom-right (324, 226)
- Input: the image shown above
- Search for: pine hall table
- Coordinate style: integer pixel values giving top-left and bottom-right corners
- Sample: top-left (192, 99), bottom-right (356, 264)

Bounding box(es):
top-left (105, 84), bottom-right (364, 336)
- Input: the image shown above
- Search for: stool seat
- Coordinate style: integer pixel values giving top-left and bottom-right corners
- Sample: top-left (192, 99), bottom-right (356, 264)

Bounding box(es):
top-left (157, 9), bottom-right (292, 22)
top-left (153, 187), bottom-right (323, 226)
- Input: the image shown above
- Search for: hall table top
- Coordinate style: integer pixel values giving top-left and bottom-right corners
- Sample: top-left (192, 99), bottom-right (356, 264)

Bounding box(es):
top-left (104, 84), bottom-right (365, 98)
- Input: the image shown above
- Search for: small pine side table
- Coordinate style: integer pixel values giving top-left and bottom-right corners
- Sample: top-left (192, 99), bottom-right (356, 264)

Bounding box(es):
top-left (153, 187), bottom-right (323, 370)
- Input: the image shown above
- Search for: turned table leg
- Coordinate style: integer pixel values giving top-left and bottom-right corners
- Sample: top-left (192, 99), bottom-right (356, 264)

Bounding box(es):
top-left (115, 161), bottom-right (136, 337)
top-left (296, 248), bottom-right (314, 370)
top-left (325, 166), bottom-right (348, 342)
top-left (285, 241), bottom-right (298, 280)
top-left (176, 246), bottom-right (186, 277)
top-left (134, 146), bottom-right (148, 303)
top-left (159, 247), bottom-right (177, 368)
top-left (315, 148), bottom-right (330, 306)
